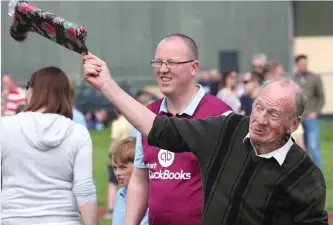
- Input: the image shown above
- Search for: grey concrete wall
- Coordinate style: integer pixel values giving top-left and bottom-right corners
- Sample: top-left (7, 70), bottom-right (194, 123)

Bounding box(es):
top-left (294, 1), bottom-right (333, 36)
top-left (2, 1), bottom-right (291, 89)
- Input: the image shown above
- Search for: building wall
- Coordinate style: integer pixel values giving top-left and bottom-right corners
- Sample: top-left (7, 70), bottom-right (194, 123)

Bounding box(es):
top-left (2, 1), bottom-right (291, 89)
top-left (294, 2), bottom-right (333, 37)
top-left (293, 2), bottom-right (333, 114)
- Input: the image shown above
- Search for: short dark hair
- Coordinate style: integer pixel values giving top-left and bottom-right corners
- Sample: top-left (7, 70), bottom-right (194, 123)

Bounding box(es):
top-left (220, 71), bottom-right (235, 88)
top-left (295, 54), bottom-right (307, 63)
top-left (251, 71), bottom-right (264, 85)
top-left (135, 90), bottom-right (153, 99)
top-left (23, 66), bottom-right (73, 119)
top-left (165, 33), bottom-right (198, 59)
top-left (264, 60), bottom-right (281, 73)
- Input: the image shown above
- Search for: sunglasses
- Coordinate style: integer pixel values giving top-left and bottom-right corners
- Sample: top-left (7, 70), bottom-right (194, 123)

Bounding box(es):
top-left (25, 80), bottom-right (33, 90)
top-left (242, 80), bottom-right (252, 85)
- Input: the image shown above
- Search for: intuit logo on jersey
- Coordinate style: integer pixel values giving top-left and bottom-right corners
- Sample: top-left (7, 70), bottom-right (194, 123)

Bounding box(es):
top-left (158, 149), bottom-right (175, 167)
top-left (149, 169), bottom-right (191, 180)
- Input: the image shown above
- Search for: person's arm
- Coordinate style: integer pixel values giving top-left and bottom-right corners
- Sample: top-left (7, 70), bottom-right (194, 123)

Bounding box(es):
top-left (83, 54), bottom-right (227, 157)
top-left (314, 75), bottom-right (325, 115)
top-left (125, 132), bottom-right (149, 225)
top-left (83, 54), bottom-right (157, 137)
top-left (102, 77), bottom-right (155, 137)
top-left (147, 113), bottom-right (229, 161)
top-left (293, 185), bottom-right (328, 224)
top-left (73, 131), bottom-right (98, 225)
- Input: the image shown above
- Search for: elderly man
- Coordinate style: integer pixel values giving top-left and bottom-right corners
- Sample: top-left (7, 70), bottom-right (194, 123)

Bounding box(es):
top-left (83, 54), bottom-right (327, 225)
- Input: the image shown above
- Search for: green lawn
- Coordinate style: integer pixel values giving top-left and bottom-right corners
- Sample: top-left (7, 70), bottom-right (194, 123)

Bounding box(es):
top-left (90, 120), bottom-right (333, 225)
top-left (90, 129), bottom-right (110, 225)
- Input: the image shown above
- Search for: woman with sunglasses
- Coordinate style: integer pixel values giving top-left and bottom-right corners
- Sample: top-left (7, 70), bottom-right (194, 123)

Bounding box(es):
top-left (0, 67), bottom-right (98, 225)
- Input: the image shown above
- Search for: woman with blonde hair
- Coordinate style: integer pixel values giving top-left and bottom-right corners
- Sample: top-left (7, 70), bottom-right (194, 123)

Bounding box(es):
top-left (1, 67), bottom-right (98, 225)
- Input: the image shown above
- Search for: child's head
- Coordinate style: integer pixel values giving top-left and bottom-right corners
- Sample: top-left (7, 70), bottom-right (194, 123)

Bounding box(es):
top-left (109, 137), bottom-right (136, 187)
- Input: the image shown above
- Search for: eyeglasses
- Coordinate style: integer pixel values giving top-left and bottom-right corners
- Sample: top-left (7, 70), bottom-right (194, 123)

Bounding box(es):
top-left (25, 80), bottom-right (33, 90)
top-left (151, 59), bottom-right (194, 68)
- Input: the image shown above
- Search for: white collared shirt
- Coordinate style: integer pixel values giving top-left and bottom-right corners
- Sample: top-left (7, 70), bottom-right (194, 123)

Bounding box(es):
top-left (221, 111), bottom-right (293, 166)
top-left (243, 133), bottom-right (294, 166)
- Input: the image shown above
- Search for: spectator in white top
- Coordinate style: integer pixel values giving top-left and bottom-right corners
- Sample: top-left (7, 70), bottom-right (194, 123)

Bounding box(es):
top-left (0, 67), bottom-right (98, 225)
top-left (217, 71), bottom-right (241, 113)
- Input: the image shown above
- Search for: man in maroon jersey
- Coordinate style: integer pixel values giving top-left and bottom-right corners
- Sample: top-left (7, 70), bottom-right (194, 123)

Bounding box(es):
top-left (126, 34), bottom-right (231, 225)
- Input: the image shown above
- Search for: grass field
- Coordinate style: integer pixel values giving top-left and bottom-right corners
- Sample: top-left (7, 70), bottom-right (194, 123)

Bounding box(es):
top-left (90, 120), bottom-right (333, 225)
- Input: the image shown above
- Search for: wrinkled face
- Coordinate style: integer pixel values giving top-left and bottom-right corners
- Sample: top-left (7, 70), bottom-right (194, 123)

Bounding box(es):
top-left (153, 38), bottom-right (199, 96)
top-left (112, 161), bottom-right (133, 187)
top-left (249, 83), bottom-right (300, 146)
top-left (296, 58), bottom-right (307, 73)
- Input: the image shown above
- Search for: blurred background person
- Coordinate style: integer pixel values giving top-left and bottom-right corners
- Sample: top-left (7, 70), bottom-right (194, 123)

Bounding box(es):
top-left (294, 54), bottom-right (325, 169)
top-left (1, 67), bottom-right (98, 225)
top-left (251, 53), bottom-right (267, 77)
top-left (197, 68), bottom-right (212, 93)
top-left (2, 74), bottom-right (27, 116)
top-left (263, 60), bottom-right (286, 80)
top-left (239, 72), bottom-right (262, 116)
top-left (71, 86), bottom-right (87, 127)
top-left (209, 69), bottom-right (222, 96)
top-left (130, 90), bottom-right (155, 137)
top-left (95, 109), bottom-right (109, 131)
top-left (217, 70), bottom-right (241, 113)
top-left (291, 122), bottom-right (306, 150)
top-left (84, 111), bottom-right (97, 130)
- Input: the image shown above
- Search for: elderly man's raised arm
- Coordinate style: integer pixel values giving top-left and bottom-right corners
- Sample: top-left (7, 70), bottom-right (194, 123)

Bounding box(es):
top-left (147, 114), bottom-right (228, 160)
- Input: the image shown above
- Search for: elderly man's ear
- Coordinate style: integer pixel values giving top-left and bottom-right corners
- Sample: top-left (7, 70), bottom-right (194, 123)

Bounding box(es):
top-left (287, 116), bottom-right (302, 134)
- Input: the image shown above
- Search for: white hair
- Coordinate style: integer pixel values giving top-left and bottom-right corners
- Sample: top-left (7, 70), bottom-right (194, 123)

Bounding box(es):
top-left (256, 76), bottom-right (307, 117)
top-left (252, 53), bottom-right (267, 63)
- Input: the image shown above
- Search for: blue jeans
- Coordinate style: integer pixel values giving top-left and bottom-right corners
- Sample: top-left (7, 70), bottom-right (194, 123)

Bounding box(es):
top-left (302, 118), bottom-right (322, 169)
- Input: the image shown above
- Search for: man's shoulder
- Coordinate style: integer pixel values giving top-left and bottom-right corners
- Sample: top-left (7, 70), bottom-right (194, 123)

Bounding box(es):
top-left (147, 98), bottom-right (164, 112)
top-left (199, 93), bottom-right (232, 114)
top-left (287, 144), bottom-right (325, 184)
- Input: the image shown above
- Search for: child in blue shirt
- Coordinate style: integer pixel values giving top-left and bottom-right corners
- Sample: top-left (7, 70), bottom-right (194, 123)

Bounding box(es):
top-left (109, 137), bottom-right (149, 225)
